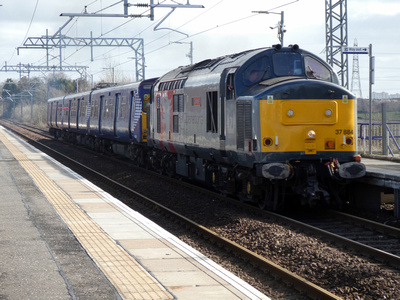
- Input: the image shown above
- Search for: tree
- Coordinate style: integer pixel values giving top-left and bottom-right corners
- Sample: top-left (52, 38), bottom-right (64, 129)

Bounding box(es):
top-left (1, 79), bottom-right (21, 117)
top-left (48, 73), bottom-right (76, 94)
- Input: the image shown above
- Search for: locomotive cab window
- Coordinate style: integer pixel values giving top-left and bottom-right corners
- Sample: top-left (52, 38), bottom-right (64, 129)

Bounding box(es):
top-left (242, 56), bottom-right (271, 86)
top-left (304, 56), bottom-right (332, 82)
top-left (273, 52), bottom-right (303, 76)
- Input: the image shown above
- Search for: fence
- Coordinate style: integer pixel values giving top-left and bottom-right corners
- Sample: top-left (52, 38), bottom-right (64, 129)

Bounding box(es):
top-left (358, 122), bottom-right (400, 156)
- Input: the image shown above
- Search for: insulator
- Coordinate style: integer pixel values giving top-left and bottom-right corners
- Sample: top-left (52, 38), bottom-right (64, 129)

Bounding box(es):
top-left (135, 3), bottom-right (149, 7)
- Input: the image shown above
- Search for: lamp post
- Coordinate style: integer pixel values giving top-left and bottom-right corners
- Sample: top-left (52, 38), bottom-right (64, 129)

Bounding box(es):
top-left (172, 41), bottom-right (193, 65)
top-left (253, 10), bottom-right (286, 46)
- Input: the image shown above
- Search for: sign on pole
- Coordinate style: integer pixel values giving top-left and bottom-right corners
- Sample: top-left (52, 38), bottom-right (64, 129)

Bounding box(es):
top-left (342, 46), bottom-right (369, 54)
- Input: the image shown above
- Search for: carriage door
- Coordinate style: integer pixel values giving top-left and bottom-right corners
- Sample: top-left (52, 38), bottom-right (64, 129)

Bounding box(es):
top-left (114, 93), bottom-right (121, 137)
top-left (128, 90), bottom-right (134, 139)
top-left (68, 100), bottom-right (72, 129)
top-left (77, 98), bottom-right (81, 130)
top-left (219, 68), bottom-right (237, 151)
top-left (99, 95), bottom-right (104, 134)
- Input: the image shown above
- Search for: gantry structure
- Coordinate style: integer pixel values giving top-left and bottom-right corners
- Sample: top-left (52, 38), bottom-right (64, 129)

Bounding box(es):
top-left (325, 0), bottom-right (348, 88)
top-left (1, 1), bottom-right (203, 81)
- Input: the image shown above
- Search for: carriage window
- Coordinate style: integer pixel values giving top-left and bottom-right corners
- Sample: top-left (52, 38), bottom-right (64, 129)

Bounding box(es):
top-left (304, 56), bottom-right (332, 81)
top-left (103, 98), bottom-right (114, 118)
top-left (119, 95), bottom-right (127, 119)
top-left (80, 99), bottom-right (87, 117)
top-left (91, 99), bottom-right (98, 117)
top-left (70, 100), bottom-right (77, 117)
top-left (273, 52), bottom-right (303, 76)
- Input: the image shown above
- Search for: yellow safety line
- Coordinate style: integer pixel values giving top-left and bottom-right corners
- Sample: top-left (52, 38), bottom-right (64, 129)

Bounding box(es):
top-left (0, 131), bottom-right (173, 300)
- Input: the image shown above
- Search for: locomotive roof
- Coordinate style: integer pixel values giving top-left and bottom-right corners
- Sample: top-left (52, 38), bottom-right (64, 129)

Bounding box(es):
top-left (159, 45), bottom-right (325, 79)
top-left (160, 47), bottom-right (270, 80)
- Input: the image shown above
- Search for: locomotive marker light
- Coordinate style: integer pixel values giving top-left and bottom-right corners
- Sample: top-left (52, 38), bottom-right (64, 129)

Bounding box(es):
top-left (325, 109), bottom-right (332, 117)
top-left (307, 130), bottom-right (316, 139)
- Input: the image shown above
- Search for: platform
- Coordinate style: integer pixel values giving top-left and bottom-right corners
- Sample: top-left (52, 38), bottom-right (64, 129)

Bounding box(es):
top-left (0, 126), bottom-right (269, 300)
top-left (357, 156), bottom-right (400, 217)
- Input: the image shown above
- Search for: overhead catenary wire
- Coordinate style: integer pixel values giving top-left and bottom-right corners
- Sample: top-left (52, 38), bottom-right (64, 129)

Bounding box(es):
top-left (7, 1), bottom-right (291, 82)
top-left (8, 0), bottom-right (40, 62)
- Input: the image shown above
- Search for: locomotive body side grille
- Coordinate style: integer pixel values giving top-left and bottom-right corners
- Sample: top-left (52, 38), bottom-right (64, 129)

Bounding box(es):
top-left (237, 101), bottom-right (252, 150)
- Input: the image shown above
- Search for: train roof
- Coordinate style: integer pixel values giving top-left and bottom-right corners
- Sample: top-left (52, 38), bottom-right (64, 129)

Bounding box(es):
top-left (157, 45), bottom-right (332, 81)
top-left (160, 47), bottom-right (269, 80)
top-left (156, 45), bottom-right (339, 96)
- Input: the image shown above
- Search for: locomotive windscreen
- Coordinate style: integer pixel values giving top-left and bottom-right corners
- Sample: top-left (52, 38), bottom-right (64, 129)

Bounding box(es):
top-left (272, 52), bottom-right (303, 76)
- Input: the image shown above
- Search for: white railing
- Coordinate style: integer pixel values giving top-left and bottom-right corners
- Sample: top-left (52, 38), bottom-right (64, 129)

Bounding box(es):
top-left (358, 122), bottom-right (400, 155)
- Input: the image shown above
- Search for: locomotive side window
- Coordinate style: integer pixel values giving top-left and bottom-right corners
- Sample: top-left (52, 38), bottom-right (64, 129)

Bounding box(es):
top-left (206, 91), bottom-right (218, 133)
top-left (173, 94), bottom-right (184, 133)
top-left (304, 56), bottom-right (332, 81)
top-left (173, 95), bottom-right (179, 113)
top-left (173, 94), bottom-right (184, 112)
top-left (156, 108), bottom-right (161, 133)
top-left (226, 73), bottom-right (235, 100)
top-left (273, 52), bottom-right (302, 76)
top-left (173, 115), bottom-right (179, 133)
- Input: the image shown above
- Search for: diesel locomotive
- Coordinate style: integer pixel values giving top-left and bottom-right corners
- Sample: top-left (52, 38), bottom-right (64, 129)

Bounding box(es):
top-left (47, 44), bottom-right (366, 210)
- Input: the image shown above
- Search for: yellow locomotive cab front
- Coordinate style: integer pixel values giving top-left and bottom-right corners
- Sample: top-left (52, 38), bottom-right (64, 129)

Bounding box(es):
top-left (259, 96), bottom-right (357, 155)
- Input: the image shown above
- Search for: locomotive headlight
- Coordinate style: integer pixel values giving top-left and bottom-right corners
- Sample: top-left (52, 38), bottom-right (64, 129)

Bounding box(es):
top-left (325, 109), bottom-right (332, 117)
top-left (287, 109), bottom-right (294, 117)
top-left (307, 130), bottom-right (316, 138)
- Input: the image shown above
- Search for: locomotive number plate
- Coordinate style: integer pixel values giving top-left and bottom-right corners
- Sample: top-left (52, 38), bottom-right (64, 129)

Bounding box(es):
top-left (335, 129), bottom-right (353, 135)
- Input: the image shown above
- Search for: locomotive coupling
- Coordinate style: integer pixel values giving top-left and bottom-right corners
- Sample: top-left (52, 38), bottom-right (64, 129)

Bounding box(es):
top-left (338, 162), bottom-right (366, 179)
top-left (261, 163), bottom-right (291, 180)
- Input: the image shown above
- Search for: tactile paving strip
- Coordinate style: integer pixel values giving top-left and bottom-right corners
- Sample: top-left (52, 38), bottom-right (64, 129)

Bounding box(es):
top-left (0, 130), bottom-right (173, 300)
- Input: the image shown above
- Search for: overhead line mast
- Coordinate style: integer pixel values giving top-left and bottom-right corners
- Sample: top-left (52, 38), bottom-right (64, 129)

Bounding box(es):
top-left (325, 0), bottom-right (348, 88)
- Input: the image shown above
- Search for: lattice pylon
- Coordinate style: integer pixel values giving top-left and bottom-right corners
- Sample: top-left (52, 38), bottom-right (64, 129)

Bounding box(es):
top-left (350, 38), bottom-right (363, 98)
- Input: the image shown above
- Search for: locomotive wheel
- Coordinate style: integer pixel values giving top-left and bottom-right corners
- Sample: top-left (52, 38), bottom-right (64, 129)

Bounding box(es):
top-left (258, 183), bottom-right (281, 211)
top-left (258, 190), bottom-right (269, 210)
top-left (164, 155), bottom-right (176, 177)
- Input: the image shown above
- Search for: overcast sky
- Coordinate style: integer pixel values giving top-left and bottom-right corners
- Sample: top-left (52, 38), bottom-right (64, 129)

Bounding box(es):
top-left (0, 0), bottom-right (399, 98)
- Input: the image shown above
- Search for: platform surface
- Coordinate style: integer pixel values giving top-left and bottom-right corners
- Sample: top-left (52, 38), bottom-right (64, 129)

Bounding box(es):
top-left (0, 126), bottom-right (269, 299)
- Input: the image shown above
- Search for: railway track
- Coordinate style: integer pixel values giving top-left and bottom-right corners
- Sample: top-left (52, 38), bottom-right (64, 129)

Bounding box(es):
top-left (282, 210), bottom-right (400, 267)
top-left (2, 119), bottom-right (400, 299)
top-left (1, 120), bottom-right (340, 299)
